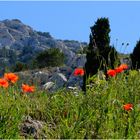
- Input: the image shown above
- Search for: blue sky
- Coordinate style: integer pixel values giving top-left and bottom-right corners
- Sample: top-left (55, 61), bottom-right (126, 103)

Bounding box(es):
top-left (0, 1), bottom-right (140, 54)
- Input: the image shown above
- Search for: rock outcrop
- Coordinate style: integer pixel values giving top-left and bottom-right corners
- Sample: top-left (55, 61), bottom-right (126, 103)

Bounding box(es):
top-left (0, 19), bottom-right (87, 90)
top-left (17, 66), bottom-right (83, 92)
top-left (0, 19), bottom-right (87, 69)
top-left (20, 116), bottom-right (47, 139)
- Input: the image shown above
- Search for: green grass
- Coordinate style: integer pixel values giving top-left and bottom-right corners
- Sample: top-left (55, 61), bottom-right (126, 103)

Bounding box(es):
top-left (0, 70), bottom-right (140, 138)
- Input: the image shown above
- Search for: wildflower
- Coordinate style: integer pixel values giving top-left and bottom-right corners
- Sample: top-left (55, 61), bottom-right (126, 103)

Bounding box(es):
top-left (123, 103), bottom-right (133, 111)
top-left (107, 69), bottom-right (116, 77)
top-left (22, 84), bottom-right (35, 93)
top-left (4, 73), bottom-right (18, 83)
top-left (119, 64), bottom-right (128, 70)
top-left (73, 68), bottom-right (84, 76)
top-left (115, 67), bottom-right (123, 73)
top-left (0, 78), bottom-right (9, 88)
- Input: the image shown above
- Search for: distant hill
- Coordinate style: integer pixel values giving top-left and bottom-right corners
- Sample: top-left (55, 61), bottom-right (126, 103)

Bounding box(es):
top-left (0, 19), bottom-right (87, 72)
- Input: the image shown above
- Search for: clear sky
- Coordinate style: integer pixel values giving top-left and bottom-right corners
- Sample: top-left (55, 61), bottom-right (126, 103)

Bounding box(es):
top-left (0, 1), bottom-right (140, 54)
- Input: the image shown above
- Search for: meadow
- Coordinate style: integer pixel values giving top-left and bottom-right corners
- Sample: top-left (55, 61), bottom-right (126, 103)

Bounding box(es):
top-left (0, 67), bottom-right (140, 139)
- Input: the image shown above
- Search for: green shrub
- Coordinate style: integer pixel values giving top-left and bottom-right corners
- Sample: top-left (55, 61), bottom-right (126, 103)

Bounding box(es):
top-left (34, 48), bottom-right (65, 68)
top-left (12, 62), bottom-right (28, 72)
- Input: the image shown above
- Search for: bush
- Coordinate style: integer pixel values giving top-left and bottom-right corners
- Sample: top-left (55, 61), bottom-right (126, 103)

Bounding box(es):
top-left (12, 62), bottom-right (28, 72)
top-left (34, 48), bottom-right (65, 68)
top-left (37, 31), bottom-right (52, 38)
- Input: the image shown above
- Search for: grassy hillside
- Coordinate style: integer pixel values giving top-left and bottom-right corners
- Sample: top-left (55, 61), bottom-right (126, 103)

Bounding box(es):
top-left (0, 69), bottom-right (140, 139)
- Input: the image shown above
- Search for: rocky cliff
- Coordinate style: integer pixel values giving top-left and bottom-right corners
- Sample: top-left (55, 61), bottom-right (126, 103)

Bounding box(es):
top-left (0, 19), bottom-right (88, 91)
top-left (0, 19), bottom-right (87, 69)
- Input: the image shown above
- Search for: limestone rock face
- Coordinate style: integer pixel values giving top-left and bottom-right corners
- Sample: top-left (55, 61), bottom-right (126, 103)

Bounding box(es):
top-left (0, 28), bottom-right (15, 46)
top-left (0, 19), bottom-right (87, 68)
top-left (0, 19), bottom-right (88, 91)
top-left (43, 82), bottom-right (55, 90)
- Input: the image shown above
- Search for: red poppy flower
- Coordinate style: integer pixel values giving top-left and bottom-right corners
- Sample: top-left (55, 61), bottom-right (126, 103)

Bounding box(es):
top-left (4, 73), bottom-right (19, 83)
top-left (119, 64), bottom-right (128, 70)
top-left (0, 78), bottom-right (9, 88)
top-left (107, 69), bottom-right (116, 77)
top-left (115, 67), bottom-right (123, 73)
top-left (123, 103), bottom-right (133, 111)
top-left (22, 84), bottom-right (35, 93)
top-left (73, 68), bottom-right (84, 76)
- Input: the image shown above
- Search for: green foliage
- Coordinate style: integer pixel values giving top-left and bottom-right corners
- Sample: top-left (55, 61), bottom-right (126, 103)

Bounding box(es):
top-left (0, 70), bottom-right (140, 138)
top-left (83, 17), bottom-right (119, 91)
top-left (0, 94), bottom-right (26, 138)
top-left (90, 17), bottom-right (110, 50)
top-left (131, 40), bottom-right (140, 69)
top-left (34, 48), bottom-right (65, 68)
top-left (12, 62), bottom-right (29, 72)
top-left (37, 31), bottom-right (52, 38)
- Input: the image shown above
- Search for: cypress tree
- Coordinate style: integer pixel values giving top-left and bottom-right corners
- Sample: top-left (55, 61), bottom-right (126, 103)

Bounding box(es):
top-left (131, 40), bottom-right (140, 69)
top-left (83, 17), bottom-right (118, 92)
